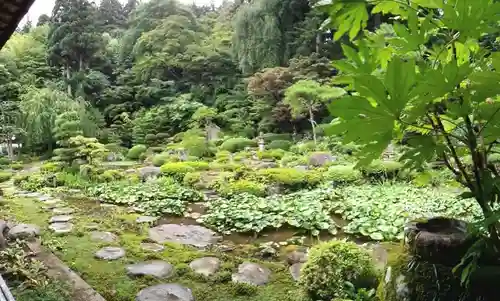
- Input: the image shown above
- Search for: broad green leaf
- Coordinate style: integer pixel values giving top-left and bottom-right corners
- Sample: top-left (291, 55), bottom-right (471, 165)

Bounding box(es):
top-left (384, 57), bottom-right (417, 115)
top-left (370, 232), bottom-right (384, 240)
top-left (330, 2), bottom-right (369, 41)
top-left (412, 0), bottom-right (444, 9)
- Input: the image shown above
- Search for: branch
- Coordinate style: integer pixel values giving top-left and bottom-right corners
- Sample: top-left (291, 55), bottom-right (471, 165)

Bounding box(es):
top-left (431, 113), bottom-right (475, 190)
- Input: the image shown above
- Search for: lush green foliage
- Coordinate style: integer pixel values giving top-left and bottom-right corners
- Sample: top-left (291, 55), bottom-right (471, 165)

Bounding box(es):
top-left (334, 184), bottom-right (480, 241)
top-left (255, 168), bottom-right (322, 190)
top-left (88, 178), bottom-right (203, 216)
top-left (218, 179), bottom-right (267, 197)
top-left (126, 144), bottom-right (147, 160)
top-left (267, 140), bottom-right (292, 151)
top-left (0, 171), bottom-right (12, 182)
top-left (324, 165), bottom-right (362, 184)
top-left (160, 161), bottom-right (210, 180)
top-left (201, 188), bottom-right (338, 235)
top-left (220, 138), bottom-right (256, 153)
top-left (300, 240), bottom-right (378, 300)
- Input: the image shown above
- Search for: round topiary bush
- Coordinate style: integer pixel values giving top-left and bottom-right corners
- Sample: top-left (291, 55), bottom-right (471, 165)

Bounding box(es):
top-left (152, 153), bottom-right (171, 167)
top-left (268, 140), bottom-right (292, 151)
top-left (127, 144), bottom-right (147, 160)
top-left (220, 138), bottom-right (257, 153)
top-left (0, 171), bottom-right (12, 183)
top-left (324, 165), bottom-right (363, 184)
top-left (300, 240), bottom-right (378, 300)
top-left (261, 133), bottom-right (292, 143)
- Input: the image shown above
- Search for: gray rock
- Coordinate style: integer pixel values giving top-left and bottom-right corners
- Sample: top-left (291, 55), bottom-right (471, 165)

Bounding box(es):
top-left (136, 216), bottom-right (158, 224)
top-left (37, 195), bottom-right (52, 202)
top-left (286, 251), bottom-right (308, 265)
top-left (232, 262), bottom-right (271, 286)
top-left (90, 231), bottom-right (118, 243)
top-left (138, 166), bottom-right (161, 180)
top-left (140, 243), bottom-right (164, 252)
top-left (49, 222), bottom-right (73, 234)
top-left (136, 284), bottom-right (194, 301)
top-left (189, 212), bottom-right (202, 220)
top-left (52, 208), bottom-right (74, 215)
top-left (126, 261), bottom-right (174, 278)
top-left (189, 257), bottom-right (221, 276)
top-left (289, 263), bottom-right (303, 281)
top-left (49, 215), bottom-right (73, 223)
top-left (308, 152), bottom-right (336, 167)
top-left (7, 224), bottom-right (40, 240)
top-left (149, 224), bottom-right (220, 248)
top-left (95, 247), bottom-right (125, 260)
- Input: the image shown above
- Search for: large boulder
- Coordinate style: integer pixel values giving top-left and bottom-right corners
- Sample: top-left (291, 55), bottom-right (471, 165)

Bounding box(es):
top-left (189, 257), bottom-right (221, 276)
top-left (138, 166), bottom-right (161, 181)
top-left (136, 284), bottom-right (194, 301)
top-left (7, 224), bottom-right (40, 240)
top-left (126, 261), bottom-right (174, 278)
top-left (232, 262), bottom-right (271, 286)
top-left (308, 152), bottom-right (336, 167)
top-left (289, 263), bottom-right (303, 281)
top-left (148, 224), bottom-right (220, 248)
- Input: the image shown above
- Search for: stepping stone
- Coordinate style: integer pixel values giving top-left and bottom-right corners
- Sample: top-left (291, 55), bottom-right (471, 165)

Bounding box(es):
top-left (44, 199), bottom-right (62, 206)
top-left (286, 251), bottom-right (308, 265)
top-left (126, 261), bottom-right (174, 278)
top-left (140, 243), bottom-right (164, 252)
top-left (49, 223), bottom-right (73, 234)
top-left (37, 195), bottom-right (52, 202)
top-left (136, 216), bottom-right (157, 224)
top-left (84, 223), bottom-right (100, 230)
top-left (52, 208), bottom-right (74, 215)
top-left (289, 263), bottom-right (303, 281)
top-left (7, 224), bottom-right (40, 240)
top-left (95, 247), bottom-right (125, 260)
top-left (148, 224), bottom-right (220, 249)
top-left (49, 215), bottom-right (73, 223)
top-left (90, 231), bottom-right (118, 243)
top-left (232, 262), bottom-right (271, 286)
top-left (136, 284), bottom-right (194, 301)
top-left (189, 257), bottom-right (221, 276)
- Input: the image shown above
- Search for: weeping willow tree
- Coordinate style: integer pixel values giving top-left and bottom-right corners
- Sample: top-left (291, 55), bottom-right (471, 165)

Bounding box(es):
top-left (232, 0), bottom-right (311, 74)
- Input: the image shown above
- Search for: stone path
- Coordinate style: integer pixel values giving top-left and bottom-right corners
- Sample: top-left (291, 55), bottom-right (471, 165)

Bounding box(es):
top-left (232, 262), bottom-right (271, 286)
top-left (90, 231), bottom-right (118, 243)
top-left (126, 261), bottom-right (174, 278)
top-left (136, 284), bottom-right (194, 301)
top-left (7, 223), bottom-right (40, 240)
top-left (95, 247), bottom-right (125, 260)
top-left (49, 222), bottom-right (73, 234)
top-left (140, 243), bottom-right (164, 252)
top-left (189, 257), bottom-right (221, 276)
top-left (148, 224), bottom-right (220, 248)
top-left (50, 215), bottom-right (73, 223)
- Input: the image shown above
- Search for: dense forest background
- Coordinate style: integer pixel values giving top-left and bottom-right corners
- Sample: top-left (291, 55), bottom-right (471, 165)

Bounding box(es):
top-left (0, 0), bottom-right (352, 155)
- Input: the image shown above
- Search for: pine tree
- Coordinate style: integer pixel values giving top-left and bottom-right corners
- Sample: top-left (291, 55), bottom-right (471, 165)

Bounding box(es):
top-left (36, 14), bottom-right (51, 27)
top-left (47, 0), bottom-right (103, 96)
top-left (99, 0), bottom-right (126, 31)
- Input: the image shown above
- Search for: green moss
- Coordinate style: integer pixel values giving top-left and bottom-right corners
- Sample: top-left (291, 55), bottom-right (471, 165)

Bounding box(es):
top-left (1, 191), bottom-right (300, 301)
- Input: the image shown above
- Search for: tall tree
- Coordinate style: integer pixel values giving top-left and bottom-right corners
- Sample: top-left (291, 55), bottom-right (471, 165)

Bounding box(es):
top-left (47, 0), bottom-right (103, 96)
top-left (0, 62), bottom-right (22, 159)
top-left (37, 14), bottom-right (51, 27)
top-left (99, 0), bottom-right (126, 31)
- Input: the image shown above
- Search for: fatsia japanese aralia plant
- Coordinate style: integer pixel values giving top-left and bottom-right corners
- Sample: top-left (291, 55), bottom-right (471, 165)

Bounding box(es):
top-left (318, 0), bottom-right (500, 282)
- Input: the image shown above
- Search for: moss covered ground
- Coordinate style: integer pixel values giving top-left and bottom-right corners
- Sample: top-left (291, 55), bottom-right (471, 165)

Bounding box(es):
top-left (0, 189), bottom-right (301, 301)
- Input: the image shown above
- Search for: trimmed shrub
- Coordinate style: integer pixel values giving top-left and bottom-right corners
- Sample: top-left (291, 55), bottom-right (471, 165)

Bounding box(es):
top-left (280, 154), bottom-right (308, 167)
top-left (183, 172), bottom-right (202, 187)
top-left (256, 168), bottom-right (322, 189)
top-left (0, 157), bottom-right (11, 166)
top-left (214, 150), bottom-right (232, 163)
top-left (182, 137), bottom-right (214, 158)
top-left (233, 151), bottom-right (252, 161)
top-left (99, 169), bottom-right (125, 182)
top-left (300, 240), bottom-right (378, 300)
top-left (261, 133), bottom-right (292, 142)
top-left (160, 162), bottom-right (209, 180)
top-left (10, 162), bottom-right (24, 170)
top-left (324, 165), bottom-right (362, 184)
top-left (362, 160), bottom-right (403, 179)
top-left (41, 162), bottom-right (63, 173)
top-left (209, 162), bottom-right (243, 172)
top-left (0, 171), bottom-right (12, 183)
top-left (152, 153), bottom-right (171, 167)
top-left (220, 138), bottom-right (256, 152)
top-left (148, 146), bottom-right (165, 154)
top-left (220, 179), bottom-right (267, 196)
top-left (257, 149), bottom-right (286, 160)
top-left (268, 140), bottom-right (292, 151)
top-left (127, 144), bottom-right (147, 160)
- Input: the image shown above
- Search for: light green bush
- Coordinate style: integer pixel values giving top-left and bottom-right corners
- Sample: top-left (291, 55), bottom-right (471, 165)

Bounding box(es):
top-left (41, 162), bottom-right (64, 173)
top-left (0, 157), bottom-right (11, 166)
top-left (220, 138), bottom-right (256, 152)
top-left (148, 146), bottom-right (165, 154)
top-left (127, 144), bottom-right (147, 160)
top-left (214, 150), bottom-right (232, 163)
top-left (324, 165), bottom-right (362, 184)
top-left (300, 240), bottom-right (378, 300)
top-left (267, 140), bottom-right (292, 151)
top-left (0, 171), bottom-right (12, 183)
top-left (256, 168), bottom-right (322, 189)
top-left (208, 162), bottom-right (243, 172)
top-left (9, 162), bottom-right (24, 170)
top-left (160, 161), bottom-right (209, 180)
top-left (220, 179), bottom-right (267, 196)
top-left (99, 169), bottom-right (125, 182)
top-left (152, 153), bottom-right (172, 167)
top-left (183, 172), bottom-right (202, 187)
top-left (280, 154), bottom-right (308, 167)
top-left (362, 160), bottom-right (403, 179)
top-left (182, 136), bottom-right (214, 158)
top-left (257, 149), bottom-right (286, 160)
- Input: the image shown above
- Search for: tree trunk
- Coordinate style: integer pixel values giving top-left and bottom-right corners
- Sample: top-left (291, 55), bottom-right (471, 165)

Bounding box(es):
top-left (6, 139), bottom-right (14, 160)
top-left (66, 65), bottom-right (72, 96)
top-left (315, 33), bottom-right (321, 53)
top-left (309, 107), bottom-right (317, 146)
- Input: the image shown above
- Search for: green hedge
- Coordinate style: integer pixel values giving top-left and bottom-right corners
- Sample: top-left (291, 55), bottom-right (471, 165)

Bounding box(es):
top-left (256, 168), bottom-right (322, 190)
top-left (220, 138), bottom-right (257, 152)
top-left (160, 161), bottom-right (210, 180)
top-left (261, 133), bottom-right (292, 142)
top-left (127, 145), bottom-right (147, 160)
top-left (267, 140), bottom-right (292, 151)
top-left (324, 165), bottom-right (362, 184)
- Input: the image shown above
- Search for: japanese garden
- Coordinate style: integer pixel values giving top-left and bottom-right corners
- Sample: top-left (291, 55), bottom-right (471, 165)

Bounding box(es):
top-left (0, 0), bottom-right (499, 300)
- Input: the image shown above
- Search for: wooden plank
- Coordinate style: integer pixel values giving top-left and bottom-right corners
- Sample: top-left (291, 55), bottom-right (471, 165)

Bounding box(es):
top-left (0, 275), bottom-right (14, 301)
